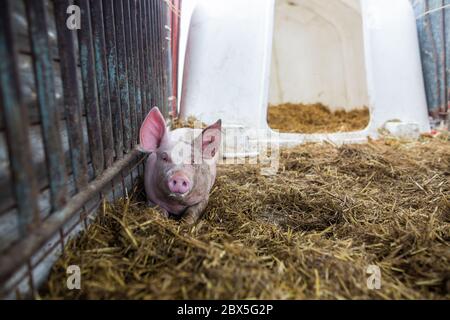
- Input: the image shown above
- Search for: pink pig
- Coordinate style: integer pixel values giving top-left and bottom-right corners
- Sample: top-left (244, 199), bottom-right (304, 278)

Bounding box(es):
top-left (139, 107), bottom-right (222, 224)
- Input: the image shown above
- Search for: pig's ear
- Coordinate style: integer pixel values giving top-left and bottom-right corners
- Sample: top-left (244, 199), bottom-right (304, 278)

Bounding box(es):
top-left (199, 119), bottom-right (222, 159)
top-left (139, 107), bottom-right (167, 152)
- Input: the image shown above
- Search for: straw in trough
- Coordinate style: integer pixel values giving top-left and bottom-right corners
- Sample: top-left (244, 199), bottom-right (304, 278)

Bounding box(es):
top-left (267, 103), bottom-right (370, 133)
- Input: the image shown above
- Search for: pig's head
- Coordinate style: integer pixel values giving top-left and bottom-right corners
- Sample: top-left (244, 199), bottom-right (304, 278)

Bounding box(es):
top-left (139, 107), bottom-right (221, 202)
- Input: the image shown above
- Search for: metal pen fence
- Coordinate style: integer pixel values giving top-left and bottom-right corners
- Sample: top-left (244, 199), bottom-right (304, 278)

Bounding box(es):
top-left (411, 0), bottom-right (449, 127)
top-left (0, 0), bottom-right (180, 298)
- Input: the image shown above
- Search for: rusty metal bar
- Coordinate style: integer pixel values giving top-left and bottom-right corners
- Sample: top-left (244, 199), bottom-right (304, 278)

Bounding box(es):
top-left (130, 0), bottom-right (143, 127)
top-left (161, 0), bottom-right (170, 116)
top-left (158, 0), bottom-right (165, 112)
top-left (122, 0), bottom-right (138, 146)
top-left (103, 0), bottom-right (124, 160)
top-left (76, 0), bottom-right (104, 177)
top-left (90, 0), bottom-right (114, 167)
top-left (162, 0), bottom-right (170, 115)
top-left (148, 0), bottom-right (156, 108)
top-left (154, 0), bottom-right (163, 111)
top-left (0, 148), bottom-right (142, 286)
top-left (137, 0), bottom-right (148, 120)
top-left (53, 0), bottom-right (89, 191)
top-left (113, 0), bottom-right (132, 153)
top-left (25, 0), bottom-right (68, 211)
top-left (147, 0), bottom-right (157, 108)
top-left (142, 0), bottom-right (151, 115)
top-left (442, 0), bottom-right (449, 127)
top-left (0, 0), bottom-right (40, 233)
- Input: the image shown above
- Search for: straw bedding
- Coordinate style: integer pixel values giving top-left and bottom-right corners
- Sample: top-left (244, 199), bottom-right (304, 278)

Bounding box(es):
top-left (40, 132), bottom-right (450, 300)
top-left (267, 103), bottom-right (370, 133)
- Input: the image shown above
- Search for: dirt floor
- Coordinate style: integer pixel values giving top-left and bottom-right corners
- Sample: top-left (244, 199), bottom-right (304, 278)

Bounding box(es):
top-left (41, 134), bottom-right (449, 300)
top-left (267, 103), bottom-right (370, 133)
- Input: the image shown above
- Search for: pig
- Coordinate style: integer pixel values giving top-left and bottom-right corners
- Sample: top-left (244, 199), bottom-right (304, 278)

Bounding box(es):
top-left (139, 107), bottom-right (222, 225)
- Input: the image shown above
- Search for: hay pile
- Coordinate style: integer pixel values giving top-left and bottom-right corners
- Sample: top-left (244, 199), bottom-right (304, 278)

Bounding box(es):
top-left (268, 103), bottom-right (370, 133)
top-left (41, 136), bottom-right (449, 300)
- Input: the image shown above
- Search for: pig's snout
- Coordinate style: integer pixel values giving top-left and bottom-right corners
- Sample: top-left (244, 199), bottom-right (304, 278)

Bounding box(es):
top-left (168, 173), bottom-right (191, 195)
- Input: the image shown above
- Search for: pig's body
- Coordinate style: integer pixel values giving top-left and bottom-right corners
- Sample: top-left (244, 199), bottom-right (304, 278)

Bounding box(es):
top-left (139, 108), bottom-right (222, 224)
top-left (144, 128), bottom-right (218, 216)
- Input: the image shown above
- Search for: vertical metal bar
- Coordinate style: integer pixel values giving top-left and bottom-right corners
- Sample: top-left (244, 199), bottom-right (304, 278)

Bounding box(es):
top-left (161, 0), bottom-right (168, 115)
top-left (130, 0), bottom-right (143, 128)
top-left (164, 0), bottom-right (174, 117)
top-left (142, 0), bottom-right (152, 115)
top-left (161, 0), bottom-right (169, 116)
top-left (163, 0), bottom-right (170, 115)
top-left (123, 0), bottom-right (137, 146)
top-left (446, 2), bottom-right (450, 130)
top-left (76, 0), bottom-right (104, 176)
top-left (158, 0), bottom-right (164, 112)
top-left (155, 0), bottom-right (163, 111)
top-left (26, 261), bottom-right (35, 298)
top-left (90, 0), bottom-right (114, 167)
top-left (174, 0), bottom-right (181, 116)
top-left (113, 0), bottom-right (132, 153)
top-left (170, 0), bottom-right (181, 117)
top-left (103, 0), bottom-right (124, 160)
top-left (424, 0), bottom-right (438, 117)
top-left (137, 0), bottom-right (148, 120)
top-left (59, 228), bottom-right (65, 253)
top-left (25, 0), bottom-right (67, 210)
top-left (147, 0), bottom-right (157, 108)
top-left (54, 0), bottom-right (89, 191)
top-left (0, 0), bottom-right (40, 233)
top-left (442, 0), bottom-right (449, 127)
top-left (149, 0), bottom-right (156, 110)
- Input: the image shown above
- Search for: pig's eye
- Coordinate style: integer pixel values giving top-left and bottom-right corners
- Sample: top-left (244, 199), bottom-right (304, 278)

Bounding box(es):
top-left (161, 152), bottom-right (169, 162)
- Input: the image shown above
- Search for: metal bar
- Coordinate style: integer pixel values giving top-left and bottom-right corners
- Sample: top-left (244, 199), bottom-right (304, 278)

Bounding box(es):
top-left (172, 0), bottom-right (181, 116)
top-left (0, 0), bottom-right (40, 233)
top-left (148, 0), bottom-right (158, 107)
top-left (147, 0), bottom-right (157, 108)
top-left (154, 0), bottom-right (163, 111)
top-left (164, 0), bottom-right (174, 117)
top-left (161, 0), bottom-right (169, 115)
top-left (158, 0), bottom-right (165, 112)
top-left (76, 0), bottom-right (105, 176)
top-left (163, 0), bottom-right (171, 116)
top-left (113, 0), bottom-right (132, 153)
top-left (130, 0), bottom-right (143, 127)
top-left (424, 0), bottom-right (442, 117)
top-left (0, 148), bottom-right (142, 286)
top-left (103, 0), bottom-right (124, 160)
top-left (446, 1), bottom-right (450, 130)
top-left (25, 0), bottom-right (67, 211)
top-left (442, 0), bottom-right (449, 126)
top-left (90, 0), bottom-right (114, 167)
top-left (122, 0), bottom-right (137, 146)
top-left (53, 0), bottom-right (89, 191)
top-left (137, 0), bottom-right (148, 119)
top-left (142, 0), bottom-right (152, 115)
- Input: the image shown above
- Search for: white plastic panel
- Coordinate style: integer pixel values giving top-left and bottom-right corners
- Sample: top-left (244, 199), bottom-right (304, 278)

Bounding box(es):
top-left (179, 0), bottom-right (430, 151)
top-left (269, 0), bottom-right (369, 110)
